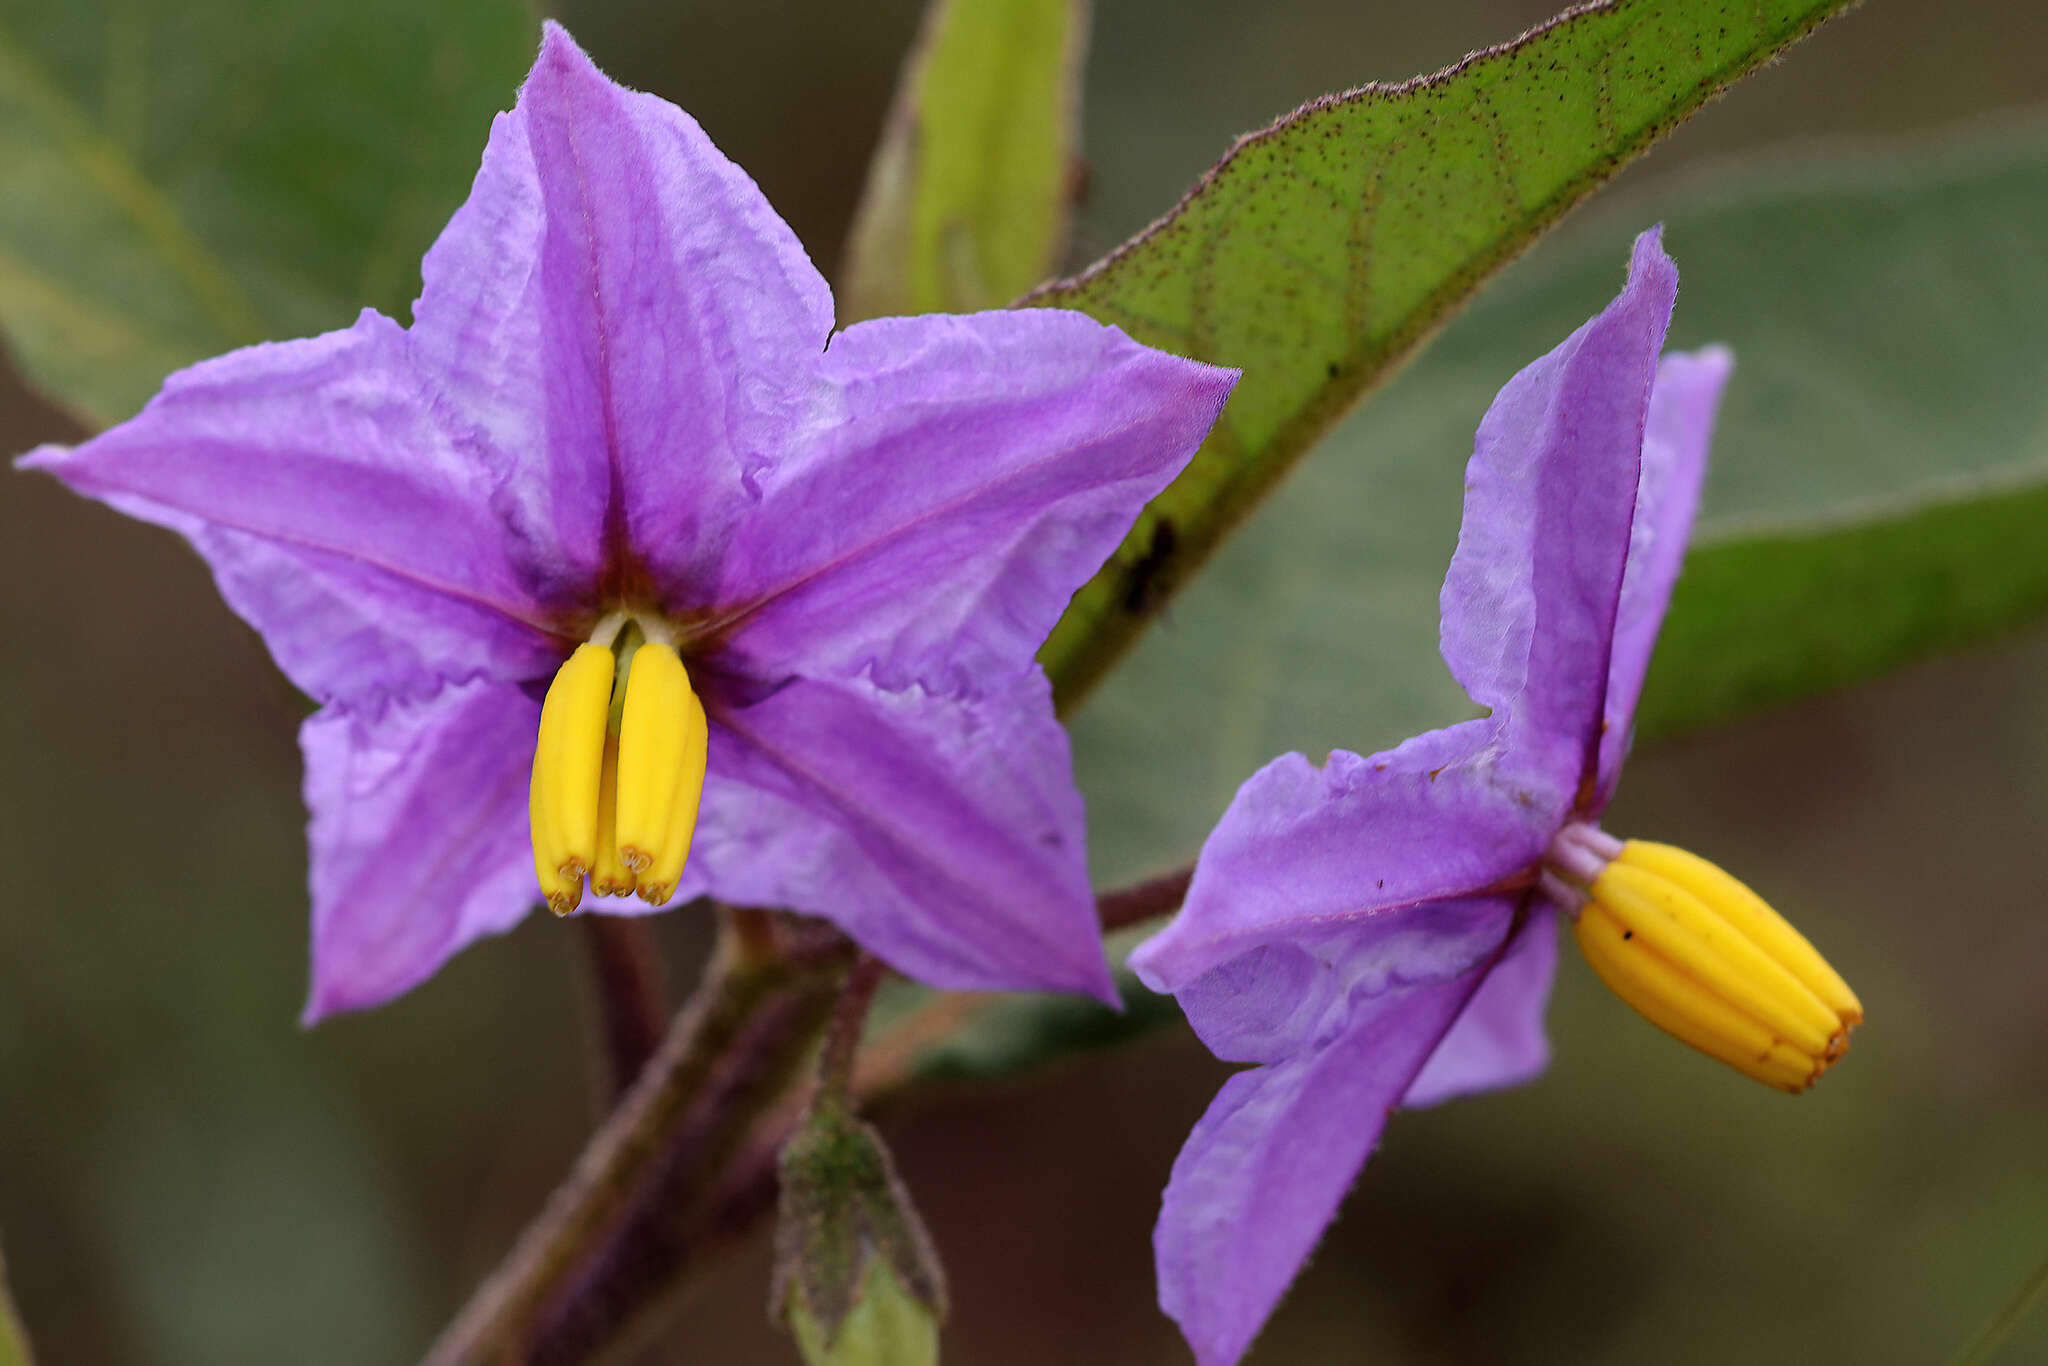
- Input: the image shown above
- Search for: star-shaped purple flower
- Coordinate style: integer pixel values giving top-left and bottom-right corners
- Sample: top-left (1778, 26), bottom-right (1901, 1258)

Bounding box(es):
top-left (20, 24), bottom-right (1234, 1021)
top-left (1129, 229), bottom-right (1856, 1366)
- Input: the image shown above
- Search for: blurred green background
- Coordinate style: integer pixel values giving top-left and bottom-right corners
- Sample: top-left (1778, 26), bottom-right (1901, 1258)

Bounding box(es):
top-left (3, 0), bottom-right (2046, 1362)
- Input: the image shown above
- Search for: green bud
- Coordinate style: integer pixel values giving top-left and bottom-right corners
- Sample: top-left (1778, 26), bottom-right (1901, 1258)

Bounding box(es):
top-left (787, 1255), bottom-right (939, 1366)
top-left (771, 1103), bottom-right (945, 1366)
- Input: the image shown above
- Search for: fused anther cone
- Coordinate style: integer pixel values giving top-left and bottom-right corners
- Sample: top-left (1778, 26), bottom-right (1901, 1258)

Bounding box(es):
top-left (1575, 841), bottom-right (1861, 1093)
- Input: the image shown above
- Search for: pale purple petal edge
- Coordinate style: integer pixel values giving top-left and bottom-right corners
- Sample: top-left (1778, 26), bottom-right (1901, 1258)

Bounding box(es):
top-left (18, 314), bottom-right (566, 709)
top-left (301, 681), bottom-right (541, 1022)
top-left (1155, 898), bottom-right (1519, 1366)
top-left (692, 666), bottom-right (1115, 1002)
top-left (1437, 227), bottom-right (1678, 803)
top-left (714, 309), bottom-right (1236, 695)
top-left (1591, 345), bottom-right (1734, 806)
top-left (1401, 903), bottom-right (1558, 1107)
top-left (1130, 719), bottom-right (1556, 995)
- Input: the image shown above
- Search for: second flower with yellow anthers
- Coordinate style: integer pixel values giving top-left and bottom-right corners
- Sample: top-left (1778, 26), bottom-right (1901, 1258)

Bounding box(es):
top-left (1127, 234), bottom-right (1871, 1366)
top-left (530, 614), bottom-right (710, 916)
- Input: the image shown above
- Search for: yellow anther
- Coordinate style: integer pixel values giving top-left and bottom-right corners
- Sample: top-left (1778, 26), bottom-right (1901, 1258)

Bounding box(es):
top-left (529, 642), bottom-right (615, 915)
top-left (530, 626), bottom-right (710, 917)
top-left (1619, 841), bottom-right (1863, 1028)
top-left (1573, 840), bottom-right (1860, 1093)
top-left (635, 687), bottom-right (709, 907)
top-left (613, 641), bottom-right (699, 875)
top-left (530, 756), bottom-right (574, 911)
top-left (590, 732), bottom-right (636, 897)
top-left (1593, 860), bottom-right (1837, 1055)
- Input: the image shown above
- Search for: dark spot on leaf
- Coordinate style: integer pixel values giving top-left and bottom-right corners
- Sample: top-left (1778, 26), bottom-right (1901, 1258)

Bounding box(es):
top-left (1065, 155), bottom-right (1093, 208)
top-left (1121, 517), bottom-right (1180, 614)
top-left (1622, 930), bottom-right (1634, 940)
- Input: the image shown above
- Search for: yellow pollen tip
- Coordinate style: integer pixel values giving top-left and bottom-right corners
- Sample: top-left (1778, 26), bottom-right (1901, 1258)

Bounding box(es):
top-left (1573, 840), bottom-right (1861, 1093)
top-left (530, 642), bottom-right (616, 915)
top-left (613, 642), bottom-right (709, 904)
top-left (635, 685), bottom-right (707, 908)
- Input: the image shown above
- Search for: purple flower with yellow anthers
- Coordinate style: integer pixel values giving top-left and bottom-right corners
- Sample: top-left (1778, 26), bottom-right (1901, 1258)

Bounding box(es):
top-left (19, 24), bottom-right (1235, 1021)
top-left (1128, 230), bottom-right (1861, 1366)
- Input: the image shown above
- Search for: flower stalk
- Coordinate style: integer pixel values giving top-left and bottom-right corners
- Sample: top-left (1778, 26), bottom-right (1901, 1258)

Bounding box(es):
top-left (576, 916), bottom-right (670, 1106)
top-left (817, 955), bottom-right (888, 1112)
top-left (428, 871), bottom-right (1192, 1364)
top-left (772, 955), bottom-right (944, 1366)
top-left (424, 913), bottom-right (852, 1366)
top-left (1095, 866), bottom-right (1194, 934)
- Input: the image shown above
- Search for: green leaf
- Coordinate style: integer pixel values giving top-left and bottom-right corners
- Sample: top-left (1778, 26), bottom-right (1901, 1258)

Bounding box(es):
top-left (0, 0), bottom-right (537, 427)
top-left (1650, 468), bottom-right (2048, 740)
top-left (1030, 0), bottom-right (1855, 708)
top-left (839, 0), bottom-right (1086, 320)
top-left (907, 122), bottom-right (2048, 1086)
top-left (0, 1241), bottom-right (31, 1366)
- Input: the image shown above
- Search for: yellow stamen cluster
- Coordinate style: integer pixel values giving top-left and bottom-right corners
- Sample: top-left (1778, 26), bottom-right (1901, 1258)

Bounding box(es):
top-left (1573, 840), bottom-right (1863, 1093)
top-left (529, 633), bottom-right (708, 915)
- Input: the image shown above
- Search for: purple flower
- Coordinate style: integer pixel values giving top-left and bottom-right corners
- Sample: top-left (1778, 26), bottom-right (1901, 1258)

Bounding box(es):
top-left (20, 24), bottom-right (1235, 1021)
top-left (1128, 230), bottom-right (1860, 1366)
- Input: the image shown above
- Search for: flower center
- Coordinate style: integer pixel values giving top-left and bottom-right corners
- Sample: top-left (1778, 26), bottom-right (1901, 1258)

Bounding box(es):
top-left (529, 611), bottom-right (709, 915)
top-left (1541, 822), bottom-right (1863, 1093)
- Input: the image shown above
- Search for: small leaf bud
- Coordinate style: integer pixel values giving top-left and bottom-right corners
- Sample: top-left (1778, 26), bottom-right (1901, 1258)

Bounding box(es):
top-left (771, 1103), bottom-right (945, 1366)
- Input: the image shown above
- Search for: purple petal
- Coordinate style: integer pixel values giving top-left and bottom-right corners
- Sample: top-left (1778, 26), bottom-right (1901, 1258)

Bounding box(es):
top-left (1128, 719), bottom-right (1555, 995)
top-left (301, 680), bottom-right (541, 1022)
top-left (1155, 897), bottom-right (1518, 1366)
top-left (1438, 228), bottom-right (1678, 800)
top-left (19, 314), bottom-right (565, 708)
top-left (410, 23), bottom-right (835, 603)
top-left (711, 310), bottom-right (1234, 692)
top-left (692, 666), bottom-right (1113, 1000)
top-left (1402, 903), bottom-right (1557, 1107)
top-left (1591, 347), bottom-right (1733, 806)
top-left (1171, 940), bottom-right (1344, 1066)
